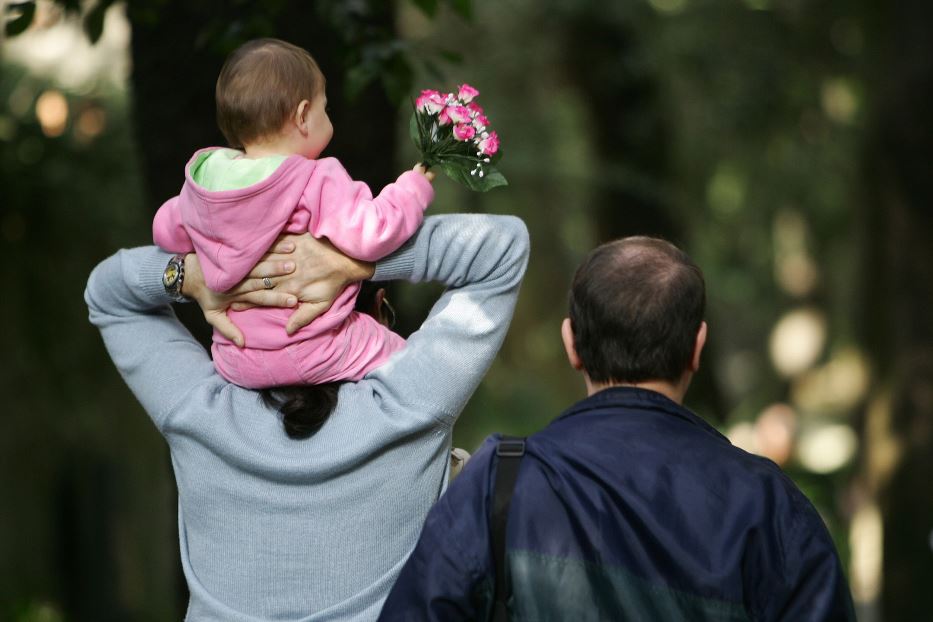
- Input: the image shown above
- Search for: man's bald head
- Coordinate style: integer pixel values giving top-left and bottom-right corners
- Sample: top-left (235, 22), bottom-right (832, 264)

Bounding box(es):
top-left (568, 236), bottom-right (706, 384)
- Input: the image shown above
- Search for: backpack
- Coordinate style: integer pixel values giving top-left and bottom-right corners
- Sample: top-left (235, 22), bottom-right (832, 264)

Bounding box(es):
top-left (491, 436), bottom-right (526, 622)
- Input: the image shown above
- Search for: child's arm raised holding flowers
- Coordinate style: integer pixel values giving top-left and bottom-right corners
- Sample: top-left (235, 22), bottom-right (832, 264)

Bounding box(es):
top-left (303, 157), bottom-right (435, 262)
top-left (304, 82), bottom-right (506, 266)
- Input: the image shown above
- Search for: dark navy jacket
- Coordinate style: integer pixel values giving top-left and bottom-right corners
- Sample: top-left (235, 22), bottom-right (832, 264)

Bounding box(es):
top-left (380, 387), bottom-right (855, 621)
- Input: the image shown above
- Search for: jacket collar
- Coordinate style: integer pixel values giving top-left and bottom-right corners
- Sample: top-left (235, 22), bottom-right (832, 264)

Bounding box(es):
top-left (554, 386), bottom-right (729, 444)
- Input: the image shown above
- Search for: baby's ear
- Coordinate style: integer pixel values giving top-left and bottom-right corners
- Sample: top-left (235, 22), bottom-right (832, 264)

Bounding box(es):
top-left (294, 100), bottom-right (311, 133)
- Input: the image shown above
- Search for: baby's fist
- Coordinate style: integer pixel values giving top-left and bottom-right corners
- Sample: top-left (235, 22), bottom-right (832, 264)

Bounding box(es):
top-left (413, 163), bottom-right (436, 183)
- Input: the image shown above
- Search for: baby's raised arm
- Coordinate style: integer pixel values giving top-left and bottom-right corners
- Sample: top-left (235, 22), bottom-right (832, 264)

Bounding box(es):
top-left (304, 158), bottom-right (434, 262)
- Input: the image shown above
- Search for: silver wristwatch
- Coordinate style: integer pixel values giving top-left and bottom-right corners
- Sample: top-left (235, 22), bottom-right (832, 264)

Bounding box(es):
top-left (162, 254), bottom-right (189, 302)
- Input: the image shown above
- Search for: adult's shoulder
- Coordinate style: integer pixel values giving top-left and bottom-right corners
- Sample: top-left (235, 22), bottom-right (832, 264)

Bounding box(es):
top-left (709, 440), bottom-right (835, 577)
top-left (721, 441), bottom-right (815, 507)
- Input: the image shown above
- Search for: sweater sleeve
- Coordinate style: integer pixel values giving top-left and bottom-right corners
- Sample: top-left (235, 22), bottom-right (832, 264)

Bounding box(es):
top-left (306, 158), bottom-right (434, 262)
top-left (366, 213), bottom-right (530, 424)
top-left (84, 247), bottom-right (216, 432)
top-left (152, 195), bottom-right (194, 252)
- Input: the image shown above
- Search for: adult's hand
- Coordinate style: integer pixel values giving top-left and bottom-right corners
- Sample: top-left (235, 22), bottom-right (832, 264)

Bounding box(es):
top-left (232, 233), bottom-right (375, 335)
top-left (182, 242), bottom-right (298, 347)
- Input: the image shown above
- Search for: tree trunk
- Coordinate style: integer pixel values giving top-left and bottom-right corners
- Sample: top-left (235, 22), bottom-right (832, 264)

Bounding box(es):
top-left (860, 1), bottom-right (933, 618)
top-left (562, 16), bottom-right (676, 242)
top-left (560, 10), bottom-right (727, 420)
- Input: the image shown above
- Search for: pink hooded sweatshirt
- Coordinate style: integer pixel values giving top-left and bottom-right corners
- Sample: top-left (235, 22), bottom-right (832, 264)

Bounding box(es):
top-left (153, 148), bottom-right (434, 388)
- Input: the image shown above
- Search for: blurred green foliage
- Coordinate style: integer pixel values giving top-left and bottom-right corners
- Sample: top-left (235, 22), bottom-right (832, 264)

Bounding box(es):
top-left (0, 62), bottom-right (178, 617)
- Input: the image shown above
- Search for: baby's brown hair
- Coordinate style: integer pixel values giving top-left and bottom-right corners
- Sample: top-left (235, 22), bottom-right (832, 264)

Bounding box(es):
top-left (216, 38), bottom-right (325, 149)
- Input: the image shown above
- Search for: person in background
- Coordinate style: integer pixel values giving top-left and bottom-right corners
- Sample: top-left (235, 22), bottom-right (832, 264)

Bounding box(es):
top-left (380, 236), bottom-right (856, 621)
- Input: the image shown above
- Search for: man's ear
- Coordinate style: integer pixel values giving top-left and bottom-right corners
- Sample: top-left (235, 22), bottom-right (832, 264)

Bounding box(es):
top-left (294, 99), bottom-right (311, 135)
top-left (690, 321), bottom-right (708, 373)
top-left (561, 318), bottom-right (584, 371)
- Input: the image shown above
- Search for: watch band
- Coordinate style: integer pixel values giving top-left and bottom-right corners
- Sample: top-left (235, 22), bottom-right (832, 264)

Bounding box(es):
top-left (162, 253), bottom-right (189, 302)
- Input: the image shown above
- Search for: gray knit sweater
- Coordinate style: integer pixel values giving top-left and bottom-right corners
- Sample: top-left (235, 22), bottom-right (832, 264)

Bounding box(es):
top-left (85, 214), bottom-right (529, 621)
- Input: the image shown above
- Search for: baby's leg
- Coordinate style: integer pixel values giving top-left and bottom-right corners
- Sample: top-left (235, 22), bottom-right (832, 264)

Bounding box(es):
top-left (289, 312), bottom-right (406, 385)
top-left (212, 343), bottom-right (306, 389)
top-left (212, 313), bottom-right (404, 388)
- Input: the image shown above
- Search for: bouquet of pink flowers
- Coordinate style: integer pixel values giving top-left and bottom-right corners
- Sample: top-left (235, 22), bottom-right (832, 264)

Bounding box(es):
top-left (411, 84), bottom-right (507, 192)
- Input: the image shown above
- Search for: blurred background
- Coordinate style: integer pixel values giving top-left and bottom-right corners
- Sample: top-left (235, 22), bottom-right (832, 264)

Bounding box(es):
top-left (2, 0), bottom-right (932, 619)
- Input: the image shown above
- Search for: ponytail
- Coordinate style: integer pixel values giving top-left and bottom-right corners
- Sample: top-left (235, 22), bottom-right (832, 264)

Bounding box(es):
top-left (261, 382), bottom-right (342, 439)
top-left (261, 280), bottom-right (383, 439)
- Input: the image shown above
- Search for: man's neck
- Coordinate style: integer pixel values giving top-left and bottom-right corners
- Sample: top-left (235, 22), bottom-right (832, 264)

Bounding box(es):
top-left (585, 376), bottom-right (690, 405)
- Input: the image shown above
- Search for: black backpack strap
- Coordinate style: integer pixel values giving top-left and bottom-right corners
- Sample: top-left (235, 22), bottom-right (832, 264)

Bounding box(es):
top-left (491, 436), bottom-right (526, 622)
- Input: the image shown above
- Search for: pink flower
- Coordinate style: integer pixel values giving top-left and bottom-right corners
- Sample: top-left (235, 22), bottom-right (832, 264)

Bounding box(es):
top-left (453, 123), bottom-right (476, 141)
top-left (472, 113), bottom-right (490, 130)
top-left (438, 107), bottom-right (452, 125)
top-left (466, 101), bottom-right (484, 116)
top-left (416, 89), bottom-right (445, 114)
top-left (478, 131), bottom-right (500, 156)
top-left (458, 83), bottom-right (480, 103)
top-left (445, 105), bottom-right (471, 124)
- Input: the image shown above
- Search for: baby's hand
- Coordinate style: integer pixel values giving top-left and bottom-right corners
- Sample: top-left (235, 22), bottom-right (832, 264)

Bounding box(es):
top-left (413, 163), bottom-right (435, 183)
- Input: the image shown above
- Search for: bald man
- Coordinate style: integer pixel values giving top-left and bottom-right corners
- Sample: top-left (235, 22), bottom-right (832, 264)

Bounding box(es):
top-left (380, 236), bottom-right (855, 622)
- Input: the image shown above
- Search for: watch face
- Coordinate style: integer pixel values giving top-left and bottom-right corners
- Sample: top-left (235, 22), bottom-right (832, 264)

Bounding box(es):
top-left (163, 263), bottom-right (179, 288)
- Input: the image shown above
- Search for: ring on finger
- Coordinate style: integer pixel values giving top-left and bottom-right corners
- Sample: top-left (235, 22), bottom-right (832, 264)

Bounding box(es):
top-left (262, 277), bottom-right (274, 289)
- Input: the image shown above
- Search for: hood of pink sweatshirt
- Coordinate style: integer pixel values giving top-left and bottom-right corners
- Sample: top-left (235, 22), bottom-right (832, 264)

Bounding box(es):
top-left (177, 148), bottom-right (315, 292)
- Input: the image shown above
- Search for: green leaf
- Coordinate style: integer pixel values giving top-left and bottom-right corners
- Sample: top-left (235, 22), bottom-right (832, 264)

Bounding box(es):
top-left (5, 2), bottom-right (36, 38)
top-left (409, 111), bottom-right (422, 150)
top-left (439, 162), bottom-right (508, 192)
top-left (474, 166), bottom-right (508, 192)
top-left (411, 110), bottom-right (438, 163)
top-left (439, 162), bottom-right (471, 187)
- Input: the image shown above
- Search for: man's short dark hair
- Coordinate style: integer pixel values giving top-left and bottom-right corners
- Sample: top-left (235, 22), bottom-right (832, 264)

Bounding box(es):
top-left (569, 236), bottom-right (706, 384)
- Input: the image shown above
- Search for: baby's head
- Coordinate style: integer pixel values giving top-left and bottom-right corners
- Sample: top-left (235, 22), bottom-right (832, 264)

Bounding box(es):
top-left (216, 38), bottom-right (331, 157)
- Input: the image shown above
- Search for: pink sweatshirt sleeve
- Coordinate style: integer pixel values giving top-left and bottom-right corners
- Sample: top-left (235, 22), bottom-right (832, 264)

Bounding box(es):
top-left (152, 196), bottom-right (194, 253)
top-left (304, 158), bottom-right (434, 261)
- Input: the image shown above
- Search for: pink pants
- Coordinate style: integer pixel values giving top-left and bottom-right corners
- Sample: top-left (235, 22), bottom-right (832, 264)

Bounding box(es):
top-left (211, 311), bottom-right (406, 389)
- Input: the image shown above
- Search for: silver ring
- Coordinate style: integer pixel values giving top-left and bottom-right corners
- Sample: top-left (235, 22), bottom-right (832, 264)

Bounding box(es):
top-left (262, 277), bottom-right (274, 289)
